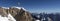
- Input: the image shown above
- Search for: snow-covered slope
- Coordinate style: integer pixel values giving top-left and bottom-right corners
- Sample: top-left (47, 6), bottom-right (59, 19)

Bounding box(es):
top-left (35, 20), bottom-right (40, 21)
top-left (0, 15), bottom-right (9, 21)
top-left (0, 13), bottom-right (16, 21)
top-left (8, 13), bottom-right (16, 21)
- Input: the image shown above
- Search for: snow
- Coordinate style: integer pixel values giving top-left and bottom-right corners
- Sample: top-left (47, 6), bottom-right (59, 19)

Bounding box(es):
top-left (42, 18), bottom-right (45, 20)
top-left (11, 6), bottom-right (21, 9)
top-left (35, 20), bottom-right (40, 21)
top-left (1, 7), bottom-right (9, 9)
top-left (0, 13), bottom-right (16, 21)
top-left (37, 15), bottom-right (40, 18)
top-left (21, 7), bottom-right (27, 11)
top-left (47, 17), bottom-right (52, 21)
top-left (0, 15), bottom-right (9, 21)
top-left (1, 6), bottom-right (27, 11)
top-left (11, 6), bottom-right (27, 11)
top-left (43, 18), bottom-right (46, 20)
top-left (8, 13), bottom-right (16, 21)
top-left (0, 6), bottom-right (27, 21)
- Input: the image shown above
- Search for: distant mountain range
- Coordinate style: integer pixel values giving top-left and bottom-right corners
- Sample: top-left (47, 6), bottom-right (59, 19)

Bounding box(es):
top-left (31, 12), bottom-right (60, 21)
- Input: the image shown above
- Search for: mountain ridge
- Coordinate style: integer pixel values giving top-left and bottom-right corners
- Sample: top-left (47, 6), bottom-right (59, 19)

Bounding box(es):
top-left (0, 6), bottom-right (33, 21)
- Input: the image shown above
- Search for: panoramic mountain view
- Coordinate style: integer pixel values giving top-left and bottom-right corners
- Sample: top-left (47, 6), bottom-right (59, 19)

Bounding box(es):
top-left (0, 0), bottom-right (60, 21)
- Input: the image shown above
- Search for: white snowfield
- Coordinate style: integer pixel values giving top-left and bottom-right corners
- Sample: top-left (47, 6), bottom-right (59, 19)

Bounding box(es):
top-left (0, 13), bottom-right (16, 21)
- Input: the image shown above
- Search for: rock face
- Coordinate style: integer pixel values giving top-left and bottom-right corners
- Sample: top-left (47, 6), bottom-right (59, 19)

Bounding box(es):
top-left (0, 7), bottom-right (33, 21)
top-left (0, 8), bottom-right (8, 17)
top-left (0, 7), bottom-right (16, 21)
top-left (14, 9), bottom-right (32, 21)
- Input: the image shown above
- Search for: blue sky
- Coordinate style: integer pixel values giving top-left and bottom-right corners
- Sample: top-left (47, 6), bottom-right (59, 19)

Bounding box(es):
top-left (0, 0), bottom-right (60, 13)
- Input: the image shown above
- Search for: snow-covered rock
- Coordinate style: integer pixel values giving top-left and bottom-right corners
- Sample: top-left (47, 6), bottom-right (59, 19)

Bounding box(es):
top-left (1, 7), bottom-right (9, 9)
top-left (1, 6), bottom-right (27, 11)
top-left (0, 6), bottom-right (32, 21)
top-left (11, 6), bottom-right (27, 11)
top-left (0, 13), bottom-right (16, 21)
top-left (8, 13), bottom-right (16, 21)
top-left (35, 20), bottom-right (40, 21)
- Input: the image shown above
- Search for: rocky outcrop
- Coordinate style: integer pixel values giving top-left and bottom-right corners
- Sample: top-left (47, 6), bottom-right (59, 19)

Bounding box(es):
top-left (0, 7), bottom-right (33, 21)
top-left (14, 8), bottom-right (33, 21)
top-left (0, 8), bottom-right (8, 17)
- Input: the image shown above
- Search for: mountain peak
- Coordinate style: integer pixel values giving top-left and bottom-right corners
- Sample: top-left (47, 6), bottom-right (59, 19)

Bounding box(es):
top-left (0, 6), bottom-right (33, 21)
top-left (11, 6), bottom-right (27, 11)
top-left (1, 6), bottom-right (27, 11)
